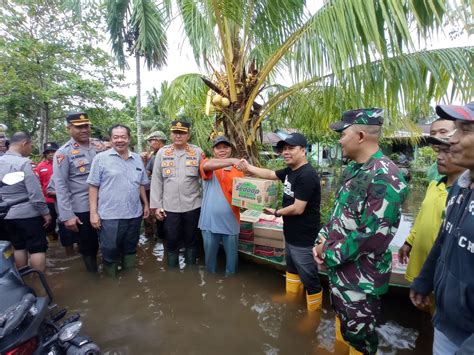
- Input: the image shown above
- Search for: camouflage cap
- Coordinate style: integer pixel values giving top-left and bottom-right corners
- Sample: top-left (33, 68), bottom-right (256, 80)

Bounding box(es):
top-left (146, 130), bottom-right (167, 142)
top-left (330, 108), bottom-right (384, 132)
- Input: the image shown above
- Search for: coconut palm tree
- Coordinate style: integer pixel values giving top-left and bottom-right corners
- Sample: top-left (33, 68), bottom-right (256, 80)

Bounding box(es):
top-left (104, 0), bottom-right (168, 150)
top-left (108, 0), bottom-right (474, 162)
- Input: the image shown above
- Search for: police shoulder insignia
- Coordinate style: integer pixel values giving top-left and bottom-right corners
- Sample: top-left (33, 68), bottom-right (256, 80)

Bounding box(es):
top-left (73, 142), bottom-right (79, 148)
top-left (187, 147), bottom-right (196, 156)
top-left (56, 154), bottom-right (65, 165)
top-left (165, 148), bottom-right (173, 156)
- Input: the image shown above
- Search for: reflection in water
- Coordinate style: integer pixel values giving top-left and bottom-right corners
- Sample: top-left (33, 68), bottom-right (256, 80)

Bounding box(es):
top-left (42, 188), bottom-right (430, 354)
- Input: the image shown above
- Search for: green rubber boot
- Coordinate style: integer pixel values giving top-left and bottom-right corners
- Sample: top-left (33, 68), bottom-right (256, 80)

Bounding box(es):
top-left (104, 262), bottom-right (119, 277)
top-left (167, 252), bottom-right (179, 268)
top-left (122, 254), bottom-right (137, 271)
top-left (82, 256), bottom-right (98, 273)
top-left (184, 248), bottom-right (197, 265)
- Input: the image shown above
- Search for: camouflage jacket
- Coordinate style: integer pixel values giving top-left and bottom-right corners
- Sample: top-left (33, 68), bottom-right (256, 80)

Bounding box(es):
top-left (319, 150), bottom-right (408, 296)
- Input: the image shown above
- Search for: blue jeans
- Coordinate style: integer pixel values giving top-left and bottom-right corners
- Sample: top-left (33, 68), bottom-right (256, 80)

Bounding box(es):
top-left (201, 230), bottom-right (238, 275)
top-left (433, 328), bottom-right (460, 355)
top-left (285, 242), bottom-right (321, 294)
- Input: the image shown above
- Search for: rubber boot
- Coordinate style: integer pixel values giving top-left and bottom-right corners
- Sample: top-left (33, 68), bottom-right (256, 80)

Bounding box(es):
top-left (82, 256), bottom-right (98, 273)
top-left (167, 251), bottom-right (179, 268)
top-left (286, 272), bottom-right (304, 294)
top-left (335, 316), bottom-right (350, 352)
top-left (122, 254), bottom-right (137, 271)
top-left (349, 346), bottom-right (363, 355)
top-left (184, 248), bottom-right (197, 265)
top-left (104, 262), bottom-right (119, 277)
top-left (306, 290), bottom-right (323, 312)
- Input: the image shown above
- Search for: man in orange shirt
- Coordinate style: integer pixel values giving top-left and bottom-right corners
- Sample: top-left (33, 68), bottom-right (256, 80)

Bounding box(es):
top-left (198, 136), bottom-right (244, 275)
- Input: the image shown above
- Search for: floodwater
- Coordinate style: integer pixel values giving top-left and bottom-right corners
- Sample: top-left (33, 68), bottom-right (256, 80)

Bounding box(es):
top-left (41, 187), bottom-right (431, 355)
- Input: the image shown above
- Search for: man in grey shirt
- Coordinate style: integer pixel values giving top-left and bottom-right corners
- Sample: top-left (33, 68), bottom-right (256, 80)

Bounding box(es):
top-left (88, 124), bottom-right (150, 277)
top-left (0, 132), bottom-right (51, 271)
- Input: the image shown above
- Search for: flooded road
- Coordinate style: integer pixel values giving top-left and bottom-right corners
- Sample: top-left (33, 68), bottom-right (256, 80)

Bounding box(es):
top-left (39, 183), bottom-right (432, 355)
top-left (45, 203), bottom-right (433, 355)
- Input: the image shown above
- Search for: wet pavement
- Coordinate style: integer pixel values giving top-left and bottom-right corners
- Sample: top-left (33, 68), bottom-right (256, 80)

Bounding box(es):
top-left (44, 234), bottom-right (433, 355)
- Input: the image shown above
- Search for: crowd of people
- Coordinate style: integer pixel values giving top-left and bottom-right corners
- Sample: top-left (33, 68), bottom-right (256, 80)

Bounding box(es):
top-left (0, 102), bottom-right (473, 355)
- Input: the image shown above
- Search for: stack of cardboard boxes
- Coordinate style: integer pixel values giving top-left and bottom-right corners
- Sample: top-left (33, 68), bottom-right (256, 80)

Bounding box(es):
top-left (233, 177), bottom-right (285, 264)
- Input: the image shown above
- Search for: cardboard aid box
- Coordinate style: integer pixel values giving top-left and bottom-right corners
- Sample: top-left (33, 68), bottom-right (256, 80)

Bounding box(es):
top-left (232, 177), bottom-right (279, 211)
top-left (253, 219), bottom-right (285, 249)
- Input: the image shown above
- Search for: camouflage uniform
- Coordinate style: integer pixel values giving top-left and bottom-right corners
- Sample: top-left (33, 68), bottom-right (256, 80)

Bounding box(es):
top-left (318, 150), bottom-right (408, 354)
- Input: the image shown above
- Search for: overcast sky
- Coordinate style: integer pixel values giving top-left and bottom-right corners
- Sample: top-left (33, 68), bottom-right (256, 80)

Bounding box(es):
top-left (114, 3), bottom-right (471, 104)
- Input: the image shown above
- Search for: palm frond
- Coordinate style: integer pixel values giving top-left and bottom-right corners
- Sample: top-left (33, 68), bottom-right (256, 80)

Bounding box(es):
top-left (131, 0), bottom-right (168, 69)
top-left (104, 0), bottom-right (131, 69)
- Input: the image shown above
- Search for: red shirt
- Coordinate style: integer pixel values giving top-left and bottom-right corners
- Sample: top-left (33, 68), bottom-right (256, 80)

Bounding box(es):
top-left (35, 159), bottom-right (55, 204)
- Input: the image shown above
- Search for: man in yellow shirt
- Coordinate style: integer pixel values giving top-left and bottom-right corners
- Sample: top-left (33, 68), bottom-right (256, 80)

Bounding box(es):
top-left (398, 135), bottom-right (464, 282)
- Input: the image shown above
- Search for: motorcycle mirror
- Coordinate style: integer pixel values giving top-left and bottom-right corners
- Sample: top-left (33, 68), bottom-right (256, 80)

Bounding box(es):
top-left (2, 171), bottom-right (25, 185)
top-left (59, 321), bottom-right (83, 342)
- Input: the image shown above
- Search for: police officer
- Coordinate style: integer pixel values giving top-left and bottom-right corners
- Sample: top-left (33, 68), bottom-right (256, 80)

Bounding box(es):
top-left (0, 131), bottom-right (52, 272)
top-left (53, 112), bottom-right (105, 272)
top-left (150, 120), bottom-right (204, 267)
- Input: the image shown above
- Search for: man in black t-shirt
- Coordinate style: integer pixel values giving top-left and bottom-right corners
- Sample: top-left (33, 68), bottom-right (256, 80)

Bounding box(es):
top-left (241, 133), bottom-right (322, 312)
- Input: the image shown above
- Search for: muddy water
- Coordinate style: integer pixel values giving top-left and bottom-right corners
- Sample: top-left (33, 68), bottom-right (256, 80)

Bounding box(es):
top-left (43, 189), bottom-right (433, 355)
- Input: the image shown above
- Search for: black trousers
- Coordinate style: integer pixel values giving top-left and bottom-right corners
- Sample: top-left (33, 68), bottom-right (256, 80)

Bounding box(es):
top-left (45, 203), bottom-right (58, 236)
top-left (73, 211), bottom-right (99, 257)
top-left (163, 208), bottom-right (201, 253)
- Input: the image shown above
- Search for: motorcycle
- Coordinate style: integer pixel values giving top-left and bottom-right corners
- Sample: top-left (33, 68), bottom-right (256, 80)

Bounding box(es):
top-left (0, 171), bottom-right (100, 354)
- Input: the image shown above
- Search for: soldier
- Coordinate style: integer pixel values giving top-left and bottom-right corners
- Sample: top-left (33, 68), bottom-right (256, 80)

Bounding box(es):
top-left (142, 131), bottom-right (167, 241)
top-left (53, 112), bottom-right (105, 272)
top-left (150, 120), bottom-right (204, 267)
top-left (0, 132), bottom-right (52, 272)
top-left (313, 108), bottom-right (408, 355)
top-left (35, 142), bottom-right (59, 241)
top-left (88, 124), bottom-right (150, 277)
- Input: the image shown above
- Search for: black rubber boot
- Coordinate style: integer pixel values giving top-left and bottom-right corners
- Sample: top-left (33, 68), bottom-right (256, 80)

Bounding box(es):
top-left (184, 248), bottom-right (197, 265)
top-left (167, 252), bottom-right (179, 268)
top-left (82, 256), bottom-right (98, 273)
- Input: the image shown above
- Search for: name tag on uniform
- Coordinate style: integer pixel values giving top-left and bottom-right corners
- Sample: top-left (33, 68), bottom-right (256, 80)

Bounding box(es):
top-left (136, 167), bottom-right (142, 171)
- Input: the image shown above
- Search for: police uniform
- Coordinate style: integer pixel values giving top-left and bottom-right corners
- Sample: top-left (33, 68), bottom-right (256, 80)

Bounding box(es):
top-left (150, 120), bottom-right (204, 266)
top-left (0, 151), bottom-right (49, 253)
top-left (53, 112), bottom-right (105, 271)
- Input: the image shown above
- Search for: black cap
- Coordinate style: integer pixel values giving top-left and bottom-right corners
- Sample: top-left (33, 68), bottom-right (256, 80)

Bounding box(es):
top-left (170, 120), bottom-right (190, 132)
top-left (330, 108), bottom-right (384, 132)
top-left (212, 135), bottom-right (232, 147)
top-left (43, 142), bottom-right (59, 154)
top-left (66, 112), bottom-right (91, 126)
top-left (276, 133), bottom-right (307, 150)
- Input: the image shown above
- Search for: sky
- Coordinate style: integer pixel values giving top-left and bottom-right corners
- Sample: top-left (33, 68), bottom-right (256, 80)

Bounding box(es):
top-left (114, 2), bottom-right (472, 104)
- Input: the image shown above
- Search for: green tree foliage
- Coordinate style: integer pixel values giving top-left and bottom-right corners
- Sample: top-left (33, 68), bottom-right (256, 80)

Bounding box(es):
top-left (122, 0), bottom-right (473, 163)
top-left (0, 0), bottom-right (126, 151)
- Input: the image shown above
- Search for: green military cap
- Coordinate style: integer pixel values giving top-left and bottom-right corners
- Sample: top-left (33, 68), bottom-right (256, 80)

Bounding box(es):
top-left (146, 130), bottom-right (167, 142)
top-left (330, 108), bottom-right (384, 132)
